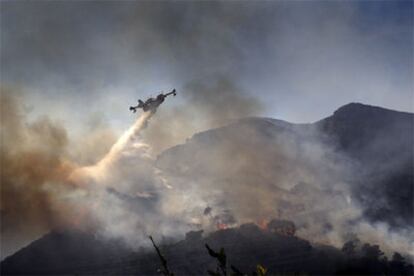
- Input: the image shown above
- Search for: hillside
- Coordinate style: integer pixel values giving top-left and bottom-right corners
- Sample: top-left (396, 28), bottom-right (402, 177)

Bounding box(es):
top-left (2, 222), bottom-right (413, 275)
top-left (157, 103), bottom-right (413, 228)
top-left (2, 103), bottom-right (413, 275)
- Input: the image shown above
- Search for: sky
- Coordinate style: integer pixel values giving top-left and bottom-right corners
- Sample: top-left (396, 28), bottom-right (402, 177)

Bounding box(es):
top-left (1, 1), bottom-right (413, 135)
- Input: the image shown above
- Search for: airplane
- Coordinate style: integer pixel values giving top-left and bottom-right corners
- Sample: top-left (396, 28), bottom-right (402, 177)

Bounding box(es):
top-left (129, 89), bottom-right (177, 113)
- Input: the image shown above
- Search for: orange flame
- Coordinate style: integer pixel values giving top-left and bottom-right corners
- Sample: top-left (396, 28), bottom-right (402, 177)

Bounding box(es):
top-left (216, 223), bottom-right (229, 230)
top-left (256, 219), bottom-right (269, 230)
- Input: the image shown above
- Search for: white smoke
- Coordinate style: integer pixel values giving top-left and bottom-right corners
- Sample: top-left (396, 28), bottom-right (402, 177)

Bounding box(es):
top-left (66, 111), bottom-right (197, 247)
top-left (64, 110), bottom-right (413, 258)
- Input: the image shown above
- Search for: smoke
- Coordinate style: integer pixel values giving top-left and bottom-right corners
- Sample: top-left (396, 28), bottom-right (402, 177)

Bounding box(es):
top-left (64, 109), bottom-right (192, 248)
top-left (0, 88), bottom-right (76, 258)
top-left (154, 118), bottom-right (414, 257)
top-left (2, 1), bottom-right (411, 129)
top-left (0, 88), bottom-right (159, 258)
top-left (142, 76), bottom-right (263, 153)
top-left (0, 86), bottom-right (215, 258)
top-left (69, 113), bottom-right (118, 167)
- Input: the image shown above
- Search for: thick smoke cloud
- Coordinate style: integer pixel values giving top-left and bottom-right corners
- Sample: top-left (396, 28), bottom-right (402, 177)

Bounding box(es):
top-left (1, 1), bottom-right (411, 127)
top-left (155, 118), bottom-right (414, 257)
top-left (66, 110), bottom-right (197, 248)
top-left (0, 83), bottom-right (259, 257)
top-left (70, 113), bottom-right (117, 166)
top-left (0, 88), bottom-right (76, 258)
top-left (0, 88), bottom-right (116, 258)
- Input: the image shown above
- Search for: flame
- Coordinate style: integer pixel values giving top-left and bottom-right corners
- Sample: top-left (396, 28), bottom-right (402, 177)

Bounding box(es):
top-left (216, 223), bottom-right (229, 230)
top-left (256, 219), bottom-right (269, 230)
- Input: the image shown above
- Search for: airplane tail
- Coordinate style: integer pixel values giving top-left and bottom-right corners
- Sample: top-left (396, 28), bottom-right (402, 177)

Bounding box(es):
top-left (138, 99), bottom-right (144, 107)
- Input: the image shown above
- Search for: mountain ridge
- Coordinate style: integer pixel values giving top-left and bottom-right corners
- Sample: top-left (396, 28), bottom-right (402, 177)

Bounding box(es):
top-left (2, 103), bottom-right (413, 275)
top-left (156, 102), bottom-right (413, 228)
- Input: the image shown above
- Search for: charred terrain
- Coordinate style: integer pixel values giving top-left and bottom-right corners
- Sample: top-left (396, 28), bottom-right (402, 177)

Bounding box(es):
top-left (1, 103), bottom-right (413, 275)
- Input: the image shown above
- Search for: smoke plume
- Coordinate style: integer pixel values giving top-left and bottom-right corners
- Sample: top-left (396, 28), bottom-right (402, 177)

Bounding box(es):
top-left (0, 88), bottom-right (76, 258)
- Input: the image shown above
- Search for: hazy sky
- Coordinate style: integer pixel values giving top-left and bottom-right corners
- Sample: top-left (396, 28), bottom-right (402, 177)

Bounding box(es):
top-left (1, 0), bottom-right (413, 134)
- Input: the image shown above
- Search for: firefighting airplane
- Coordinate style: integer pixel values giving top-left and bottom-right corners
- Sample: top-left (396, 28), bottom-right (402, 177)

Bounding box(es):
top-left (129, 89), bottom-right (177, 113)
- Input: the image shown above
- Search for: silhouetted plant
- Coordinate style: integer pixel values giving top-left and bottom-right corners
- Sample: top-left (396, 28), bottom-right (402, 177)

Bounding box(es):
top-left (204, 244), bottom-right (268, 276)
top-left (389, 252), bottom-right (414, 275)
top-left (148, 234), bottom-right (412, 276)
top-left (341, 239), bottom-right (359, 256)
top-left (230, 264), bottom-right (245, 276)
top-left (149, 236), bottom-right (174, 276)
top-left (205, 244), bottom-right (227, 276)
top-left (254, 264), bottom-right (267, 276)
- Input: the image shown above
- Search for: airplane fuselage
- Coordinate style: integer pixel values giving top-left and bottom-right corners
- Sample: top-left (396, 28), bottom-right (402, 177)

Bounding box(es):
top-left (141, 95), bottom-right (165, 112)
